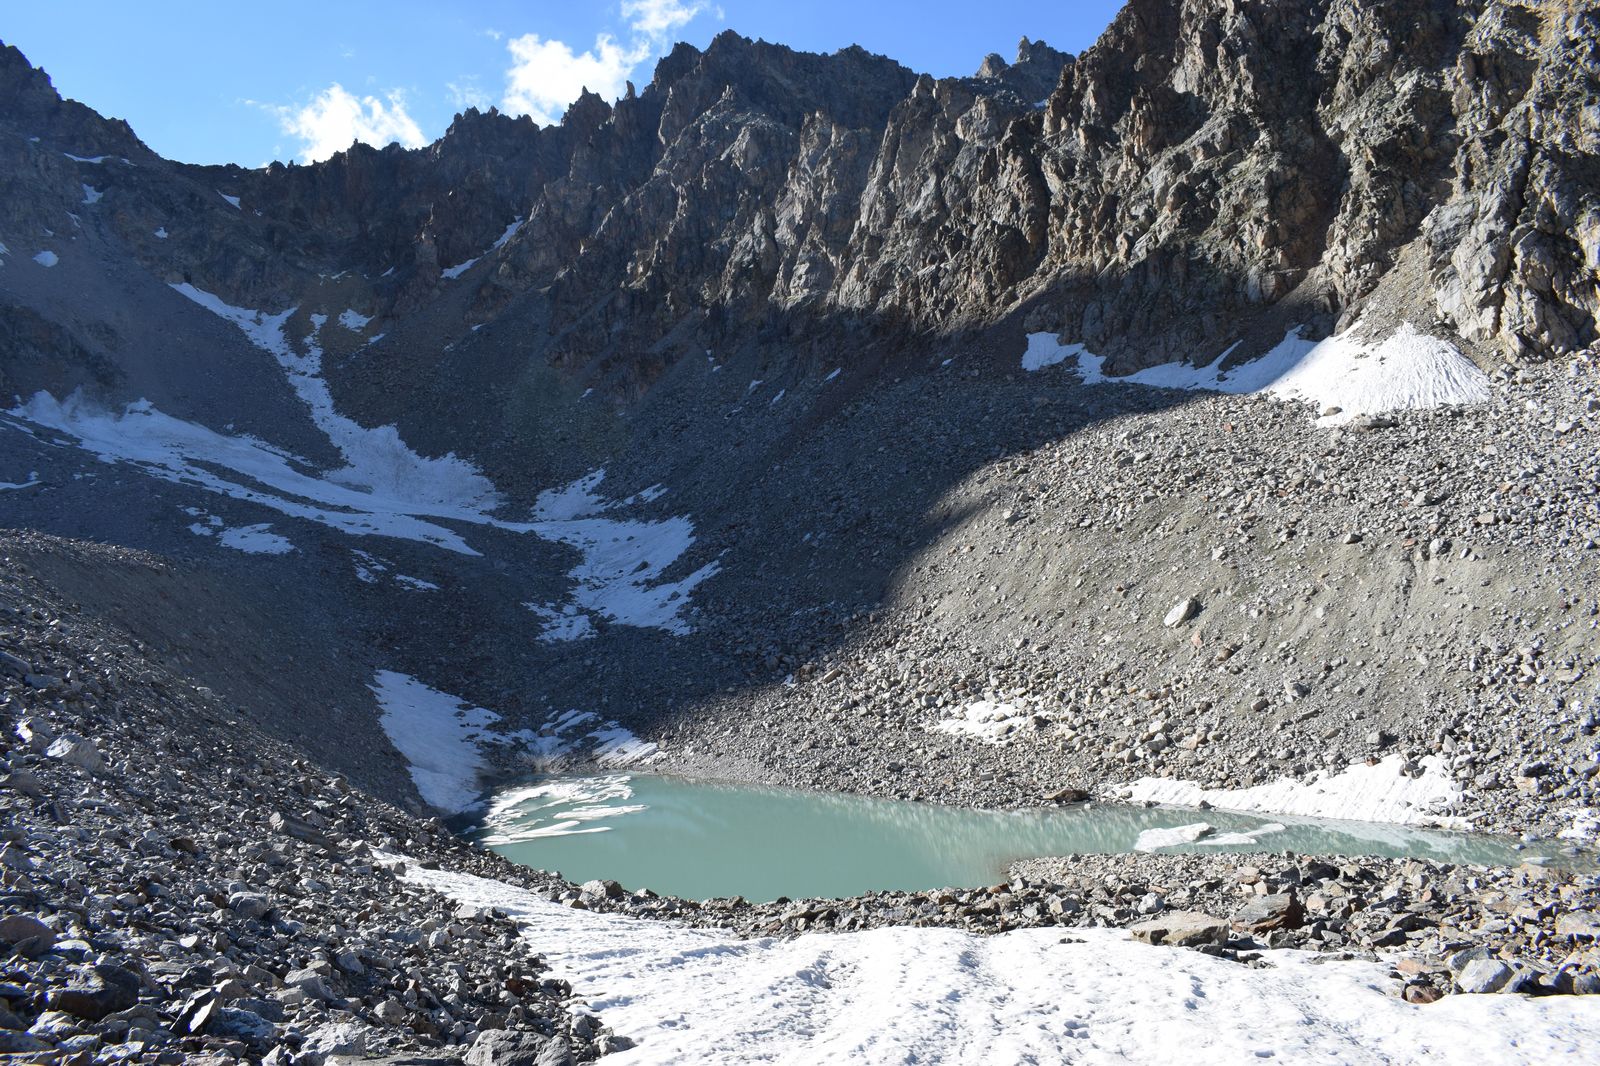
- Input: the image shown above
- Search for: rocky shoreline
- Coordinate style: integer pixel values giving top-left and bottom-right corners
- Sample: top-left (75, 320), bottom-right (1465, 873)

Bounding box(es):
top-left (5, 537), bottom-right (1600, 1066)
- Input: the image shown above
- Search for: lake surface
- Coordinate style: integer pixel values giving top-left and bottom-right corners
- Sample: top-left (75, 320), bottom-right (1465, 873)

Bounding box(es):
top-left (474, 773), bottom-right (1566, 903)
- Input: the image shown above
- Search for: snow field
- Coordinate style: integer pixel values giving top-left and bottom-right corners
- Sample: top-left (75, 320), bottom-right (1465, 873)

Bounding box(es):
top-left (404, 861), bottom-right (1600, 1065)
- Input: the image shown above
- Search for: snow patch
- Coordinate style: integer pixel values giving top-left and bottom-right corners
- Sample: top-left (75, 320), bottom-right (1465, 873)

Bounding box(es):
top-left (338, 308), bottom-right (372, 331)
top-left (1032, 323), bottom-right (1490, 424)
top-left (218, 191), bottom-right (241, 209)
top-left (0, 470), bottom-right (40, 492)
top-left (405, 861), bottom-right (1600, 1065)
top-left (440, 218), bottom-right (525, 280)
top-left (152, 226), bottom-right (168, 239)
top-left (80, 184), bottom-right (103, 205)
top-left (63, 152), bottom-right (108, 164)
top-left (218, 523), bottom-right (294, 554)
top-left (1119, 754), bottom-right (1467, 827)
top-left (1021, 333), bottom-right (1090, 372)
top-left (7, 288), bottom-right (718, 637)
top-left (33, 250), bottom-right (58, 268)
top-left (372, 670), bottom-right (503, 813)
top-left (933, 700), bottom-right (1037, 743)
top-left (394, 574), bottom-right (439, 591)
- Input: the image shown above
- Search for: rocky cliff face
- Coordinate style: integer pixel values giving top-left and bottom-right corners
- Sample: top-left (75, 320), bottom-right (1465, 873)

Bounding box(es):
top-left (3, 1), bottom-right (1594, 416)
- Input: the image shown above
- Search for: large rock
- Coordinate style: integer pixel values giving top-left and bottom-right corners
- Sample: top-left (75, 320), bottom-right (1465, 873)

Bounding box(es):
top-left (1456, 959), bottom-right (1519, 995)
top-left (465, 1029), bottom-right (573, 1066)
top-left (1130, 910), bottom-right (1229, 948)
top-left (1232, 893), bottom-right (1304, 934)
top-left (44, 734), bottom-right (103, 772)
top-left (48, 962), bottom-right (141, 1021)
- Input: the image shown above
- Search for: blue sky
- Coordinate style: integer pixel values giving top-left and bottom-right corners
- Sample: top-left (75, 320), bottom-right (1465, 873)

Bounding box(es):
top-left (3, 1), bottom-right (1124, 167)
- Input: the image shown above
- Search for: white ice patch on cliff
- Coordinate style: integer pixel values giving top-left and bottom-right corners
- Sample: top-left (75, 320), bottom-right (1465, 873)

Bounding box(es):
top-left (404, 861), bottom-right (1600, 1065)
top-left (1028, 323), bottom-right (1491, 423)
top-left (1119, 754), bottom-right (1467, 828)
top-left (441, 218), bottom-right (524, 279)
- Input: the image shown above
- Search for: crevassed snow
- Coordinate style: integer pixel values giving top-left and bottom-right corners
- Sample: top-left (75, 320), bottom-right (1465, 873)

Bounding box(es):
top-left (33, 250), bottom-right (58, 267)
top-left (338, 309), bottom-right (372, 331)
top-left (218, 191), bottom-right (241, 209)
top-left (406, 861), bottom-right (1600, 1065)
top-left (1121, 754), bottom-right (1466, 827)
top-left (81, 184), bottom-right (103, 205)
top-left (1030, 323), bottom-right (1490, 424)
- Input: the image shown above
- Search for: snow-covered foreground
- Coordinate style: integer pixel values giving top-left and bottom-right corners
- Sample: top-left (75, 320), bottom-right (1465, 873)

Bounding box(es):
top-left (406, 862), bottom-right (1600, 1065)
top-left (1026, 322), bottom-right (1491, 425)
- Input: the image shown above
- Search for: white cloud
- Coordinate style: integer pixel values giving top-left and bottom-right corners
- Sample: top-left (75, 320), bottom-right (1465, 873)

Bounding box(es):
top-left (448, 79), bottom-right (492, 112)
top-left (499, 1), bottom-right (707, 127)
top-left (274, 84), bottom-right (427, 163)
top-left (502, 33), bottom-right (648, 126)
top-left (622, 0), bottom-right (704, 37)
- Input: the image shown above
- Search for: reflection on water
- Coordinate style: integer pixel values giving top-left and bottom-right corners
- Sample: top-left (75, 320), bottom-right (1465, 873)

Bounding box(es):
top-left (474, 773), bottom-right (1571, 903)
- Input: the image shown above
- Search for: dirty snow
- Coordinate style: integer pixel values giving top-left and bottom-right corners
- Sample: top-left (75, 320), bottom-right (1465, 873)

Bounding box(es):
top-left (1029, 323), bottom-right (1490, 424)
top-left (33, 250), bottom-right (58, 267)
top-left (405, 861), bottom-right (1600, 1065)
top-left (1120, 754), bottom-right (1467, 827)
